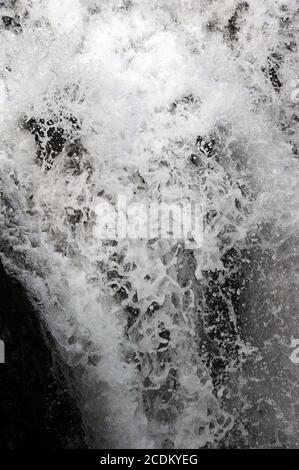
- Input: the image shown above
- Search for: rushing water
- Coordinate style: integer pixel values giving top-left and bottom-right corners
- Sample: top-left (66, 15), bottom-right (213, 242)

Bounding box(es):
top-left (0, 0), bottom-right (298, 448)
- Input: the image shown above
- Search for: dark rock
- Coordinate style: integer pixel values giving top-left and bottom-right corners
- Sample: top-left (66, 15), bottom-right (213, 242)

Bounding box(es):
top-left (285, 41), bottom-right (297, 52)
top-left (224, 2), bottom-right (249, 44)
top-left (196, 135), bottom-right (216, 157)
top-left (20, 115), bottom-right (84, 171)
top-left (0, 259), bottom-right (86, 448)
top-left (291, 142), bottom-right (298, 158)
top-left (190, 153), bottom-right (202, 167)
top-left (1, 16), bottom-right (22, 32)
top-left (125, 305), bottom-right (139, 330)
top-left (263, 53), bottom-right (283, 92)
top-left (201, 247), bottom-right (251, 387)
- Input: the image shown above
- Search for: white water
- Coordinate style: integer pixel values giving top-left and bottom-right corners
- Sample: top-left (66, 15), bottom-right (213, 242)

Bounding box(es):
top-left (0, 0), bottom-right (298, 448)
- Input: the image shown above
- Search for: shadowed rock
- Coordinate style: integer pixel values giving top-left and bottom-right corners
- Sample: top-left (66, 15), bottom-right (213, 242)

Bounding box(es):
top-left (0, 259), bottom-right (86, 449)
top-left (262, 53), bottom-right (283, 92)
top-left (224, 2), bottom-right (249, 44)
top-left (20, 115), bottom-right (84, 171)
top-left (1, 15), bottom-right (21, 32)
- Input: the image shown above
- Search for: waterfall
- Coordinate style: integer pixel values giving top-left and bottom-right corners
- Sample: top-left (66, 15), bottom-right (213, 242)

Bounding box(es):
top-left (0, 0), bottom-right (298, 448)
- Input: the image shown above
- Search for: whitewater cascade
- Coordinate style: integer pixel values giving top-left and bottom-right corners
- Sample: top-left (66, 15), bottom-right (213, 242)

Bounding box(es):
top-left (0, 0), bottom-right (298, 448)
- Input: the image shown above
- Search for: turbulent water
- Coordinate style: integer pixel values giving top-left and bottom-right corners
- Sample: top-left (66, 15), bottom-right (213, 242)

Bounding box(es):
top-left (0, 0), bottom-right (298, 448)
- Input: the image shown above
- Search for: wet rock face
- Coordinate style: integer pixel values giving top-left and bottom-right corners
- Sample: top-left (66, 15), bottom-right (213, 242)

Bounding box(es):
top-left (21, 115), bottom-right (84, 171)
top-left (261, 53), bottom-right (283, 92)
top-left (0, 260), bottom-right (86, 449)
top-left (1, 15), bottom-right (21, 32)
top-left (224, 2), bottom-right (249, 44)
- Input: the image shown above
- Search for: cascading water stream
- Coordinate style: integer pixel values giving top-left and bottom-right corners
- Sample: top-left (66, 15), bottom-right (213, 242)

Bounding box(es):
top-left (0, 0), bottom-right (298, 448)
